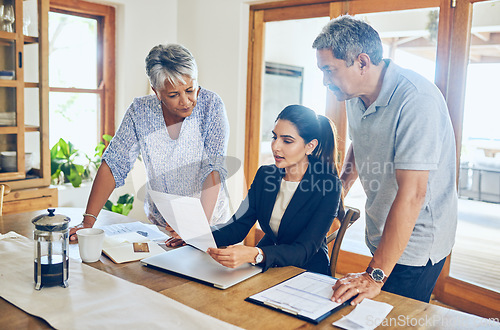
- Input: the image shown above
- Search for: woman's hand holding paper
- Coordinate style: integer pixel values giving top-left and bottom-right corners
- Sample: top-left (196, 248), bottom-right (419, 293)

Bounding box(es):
top-left (164, 223), bottom-right (185, 247)
top-left (207, 245), bottom-right (260, 268)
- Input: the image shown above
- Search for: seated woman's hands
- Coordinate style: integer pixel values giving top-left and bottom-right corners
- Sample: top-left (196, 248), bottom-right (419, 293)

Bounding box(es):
top-left (164, 223), bottom-right (186, 247)
top-left (207, 245), bottom-right (261, 268)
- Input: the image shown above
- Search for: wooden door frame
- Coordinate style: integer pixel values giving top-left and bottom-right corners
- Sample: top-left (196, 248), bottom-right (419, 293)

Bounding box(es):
top-left (432, 0), bottom-right (500, 318)
top-left (245, 0), bottom-right (500, 318)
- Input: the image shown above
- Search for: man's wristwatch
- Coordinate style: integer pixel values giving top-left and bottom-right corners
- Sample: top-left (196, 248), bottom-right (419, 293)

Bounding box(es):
top-left (366, 266), bottom-right (388, 283)
top-left (252, 247), bottom-right (264, 265)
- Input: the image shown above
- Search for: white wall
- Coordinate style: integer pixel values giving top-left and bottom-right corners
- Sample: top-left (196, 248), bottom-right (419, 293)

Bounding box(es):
top-left (97, 0), bottom-right (178, 121)
top-left (85, 0), bottom-right (179, 220)
top-left (88, 0), bottom-right (251, 218)
top-left (177, 0), bottom-right (250, 209)
top-left (264, 17), bottom-right (329, 116)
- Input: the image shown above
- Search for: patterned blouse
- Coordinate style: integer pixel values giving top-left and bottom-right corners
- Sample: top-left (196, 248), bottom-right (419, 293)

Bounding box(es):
top-left (102, 87), bottom-right (230, 226)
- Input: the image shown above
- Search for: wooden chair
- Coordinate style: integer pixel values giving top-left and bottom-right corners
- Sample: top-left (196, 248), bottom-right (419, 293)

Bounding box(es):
top-left (0, 184), bottom-right (11, 216)
top-left (327, 206), bottom-right (361, 276)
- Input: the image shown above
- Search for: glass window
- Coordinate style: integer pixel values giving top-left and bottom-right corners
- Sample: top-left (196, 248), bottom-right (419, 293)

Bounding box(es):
top-left (48, 11), bottom-right (100, 158)
top-left (49, 12), bottom-right (97, 89)
top-left (260, 17), bottom-right (331, 166)
top-left (452, 0), bottom-right (500, 293)
top-left (49, 92), bottom-right (100, 159)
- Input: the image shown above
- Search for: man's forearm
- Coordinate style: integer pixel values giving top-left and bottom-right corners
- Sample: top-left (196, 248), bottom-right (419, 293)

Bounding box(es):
top-left (369, 169), bottom-right (428, 276)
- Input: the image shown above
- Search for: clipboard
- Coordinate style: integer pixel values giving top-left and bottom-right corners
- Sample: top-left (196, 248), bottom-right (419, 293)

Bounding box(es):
top-left (245, 271), bottom-right (354, 324)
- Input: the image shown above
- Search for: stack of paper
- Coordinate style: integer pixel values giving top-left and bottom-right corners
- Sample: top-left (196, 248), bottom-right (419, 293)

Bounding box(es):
top-left (102, 232), bottom-right (166, 263)
top-left (99, 221), bottom-right (169, 264)
top-left (332, 298), bottom-right (393, 330)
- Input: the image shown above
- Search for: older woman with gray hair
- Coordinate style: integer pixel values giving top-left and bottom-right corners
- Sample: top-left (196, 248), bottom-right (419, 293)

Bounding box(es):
top-left (70, 43), bottom-right (230, 241)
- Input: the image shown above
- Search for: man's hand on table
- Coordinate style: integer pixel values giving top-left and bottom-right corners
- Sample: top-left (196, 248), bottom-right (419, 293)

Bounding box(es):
top-left (331, 272), bottom-right (384, 305)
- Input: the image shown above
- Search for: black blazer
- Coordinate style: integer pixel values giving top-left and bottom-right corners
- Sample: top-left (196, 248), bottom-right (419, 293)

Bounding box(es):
top-left (212, 159), bottom-right (342, 275)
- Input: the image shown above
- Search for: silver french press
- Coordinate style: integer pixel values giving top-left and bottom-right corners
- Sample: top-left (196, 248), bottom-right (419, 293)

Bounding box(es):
top-left (32, 208), bottom-right (70, 290)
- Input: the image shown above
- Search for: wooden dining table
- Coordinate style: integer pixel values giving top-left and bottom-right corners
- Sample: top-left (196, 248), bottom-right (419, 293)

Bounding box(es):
top-left (0, 207), bottom-right (496, 329)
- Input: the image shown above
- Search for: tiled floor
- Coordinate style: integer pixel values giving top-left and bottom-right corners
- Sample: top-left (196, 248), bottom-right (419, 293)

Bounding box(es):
top-left (341, 181), bottom-right (500, 293)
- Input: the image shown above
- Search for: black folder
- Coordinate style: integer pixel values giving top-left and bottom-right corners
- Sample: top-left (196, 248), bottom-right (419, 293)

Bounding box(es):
top-left (245, 271), bottom-right (354, 324)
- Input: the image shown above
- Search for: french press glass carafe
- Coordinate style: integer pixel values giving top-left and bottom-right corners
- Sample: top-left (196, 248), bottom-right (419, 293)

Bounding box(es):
top-left (32, 208), bottom-right (70, 290)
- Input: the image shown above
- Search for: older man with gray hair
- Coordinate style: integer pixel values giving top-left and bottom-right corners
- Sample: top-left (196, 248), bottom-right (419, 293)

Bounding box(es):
top-left (313, 15), bottom-right (457, 304)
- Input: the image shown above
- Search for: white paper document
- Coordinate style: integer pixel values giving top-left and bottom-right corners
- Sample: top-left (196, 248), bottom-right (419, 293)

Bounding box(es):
top-left (332, 298), bottom-right (393, 330)
top-left (148, 190), bottom-right (217, 251)
top-left (102, 232), bottom-right (166, 264)
top-left (248, 271), bottom-right (343, 322)
top-left (98, 221), bottom-right (168, 242)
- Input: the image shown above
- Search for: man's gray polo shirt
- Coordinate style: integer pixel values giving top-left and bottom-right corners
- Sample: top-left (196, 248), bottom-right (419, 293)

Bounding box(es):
top-left (346, 59), bottom-right (458, 266)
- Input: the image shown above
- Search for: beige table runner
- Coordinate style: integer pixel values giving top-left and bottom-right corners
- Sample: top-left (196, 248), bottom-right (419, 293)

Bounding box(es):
top-left (0, 232), bottom-right (241, 330)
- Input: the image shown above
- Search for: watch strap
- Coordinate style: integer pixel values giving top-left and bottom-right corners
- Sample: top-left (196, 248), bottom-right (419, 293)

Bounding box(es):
top-left (252, 247), bottom-right (263, 265)
top-left (366, 266), bottom-right (388, 283)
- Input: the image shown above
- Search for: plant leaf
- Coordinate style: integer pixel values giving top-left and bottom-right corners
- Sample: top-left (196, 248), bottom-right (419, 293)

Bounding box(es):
top-left (117, 193), bottom-right (131, 204)
top-left (59, 138), bottom-right (70, 158)
top-left (104, 200), bottom-right (113, 211)
top-left (74, 164), bottom-right (85, 175)
top-left (51, 168), bottom-right (61, 180)
top-left (122, 204), bottom-right (133, 216)
top-left (63, 163), bottom-right (82, 187)
top-left (111, 204), bottom-right (123, 214)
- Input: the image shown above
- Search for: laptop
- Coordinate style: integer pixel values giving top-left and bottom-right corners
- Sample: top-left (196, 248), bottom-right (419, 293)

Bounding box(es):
top-left (143, 190), bottom-right (262, 289)
top-left (141, 246), bottom-right (262, 289)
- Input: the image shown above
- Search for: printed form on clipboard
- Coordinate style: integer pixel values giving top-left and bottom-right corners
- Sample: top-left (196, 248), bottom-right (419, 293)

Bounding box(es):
top-left (246, 271), bottom-right (353, 324)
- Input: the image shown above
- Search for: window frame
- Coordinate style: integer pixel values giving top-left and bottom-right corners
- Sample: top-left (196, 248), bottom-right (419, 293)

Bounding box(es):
top-left (49, 0), bottom-right (115, 139)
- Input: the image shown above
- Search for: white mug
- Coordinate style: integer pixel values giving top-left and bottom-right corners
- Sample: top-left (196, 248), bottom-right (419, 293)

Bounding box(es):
top-left (77, 228), bottom-right (105, 263)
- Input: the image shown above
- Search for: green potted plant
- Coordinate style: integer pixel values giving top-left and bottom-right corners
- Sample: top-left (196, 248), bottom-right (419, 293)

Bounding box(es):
top-left (51, 134), bottom-right (113, 187)
top-left (87, 134), bottom-right (113, 172)
top-left (52, 134), bottom-right (135, 216)
top-left (50, 138), bottom-right (86, 188)
top-left (104, 193), bottom-right (134, 216)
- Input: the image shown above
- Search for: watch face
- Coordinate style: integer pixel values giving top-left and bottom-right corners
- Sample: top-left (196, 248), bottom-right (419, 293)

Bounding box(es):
top-left (255, 254), bottom-right (264, 263)
top-left (372, 269), bottom-right (385, 281)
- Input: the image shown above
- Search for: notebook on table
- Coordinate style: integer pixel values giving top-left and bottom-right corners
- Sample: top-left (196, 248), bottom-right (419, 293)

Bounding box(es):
top-left (143, 190), bottom-right (262, 289)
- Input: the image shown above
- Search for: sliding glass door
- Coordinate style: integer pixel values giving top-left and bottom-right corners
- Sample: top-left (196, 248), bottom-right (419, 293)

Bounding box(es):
top-left (246, 0), bottom-right (500, 318)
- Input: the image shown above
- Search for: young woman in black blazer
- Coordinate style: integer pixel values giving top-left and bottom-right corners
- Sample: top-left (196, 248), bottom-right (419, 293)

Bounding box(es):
top-left (207, 105), bottom-right (342, 275)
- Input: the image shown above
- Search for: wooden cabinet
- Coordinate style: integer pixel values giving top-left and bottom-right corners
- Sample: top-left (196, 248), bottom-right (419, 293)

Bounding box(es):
top-left (0, 0), bottom-right (53, 214)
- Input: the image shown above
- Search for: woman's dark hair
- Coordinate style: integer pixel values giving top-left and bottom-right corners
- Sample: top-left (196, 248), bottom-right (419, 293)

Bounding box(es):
top-left (276, 105), bottom-right (339, 175)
